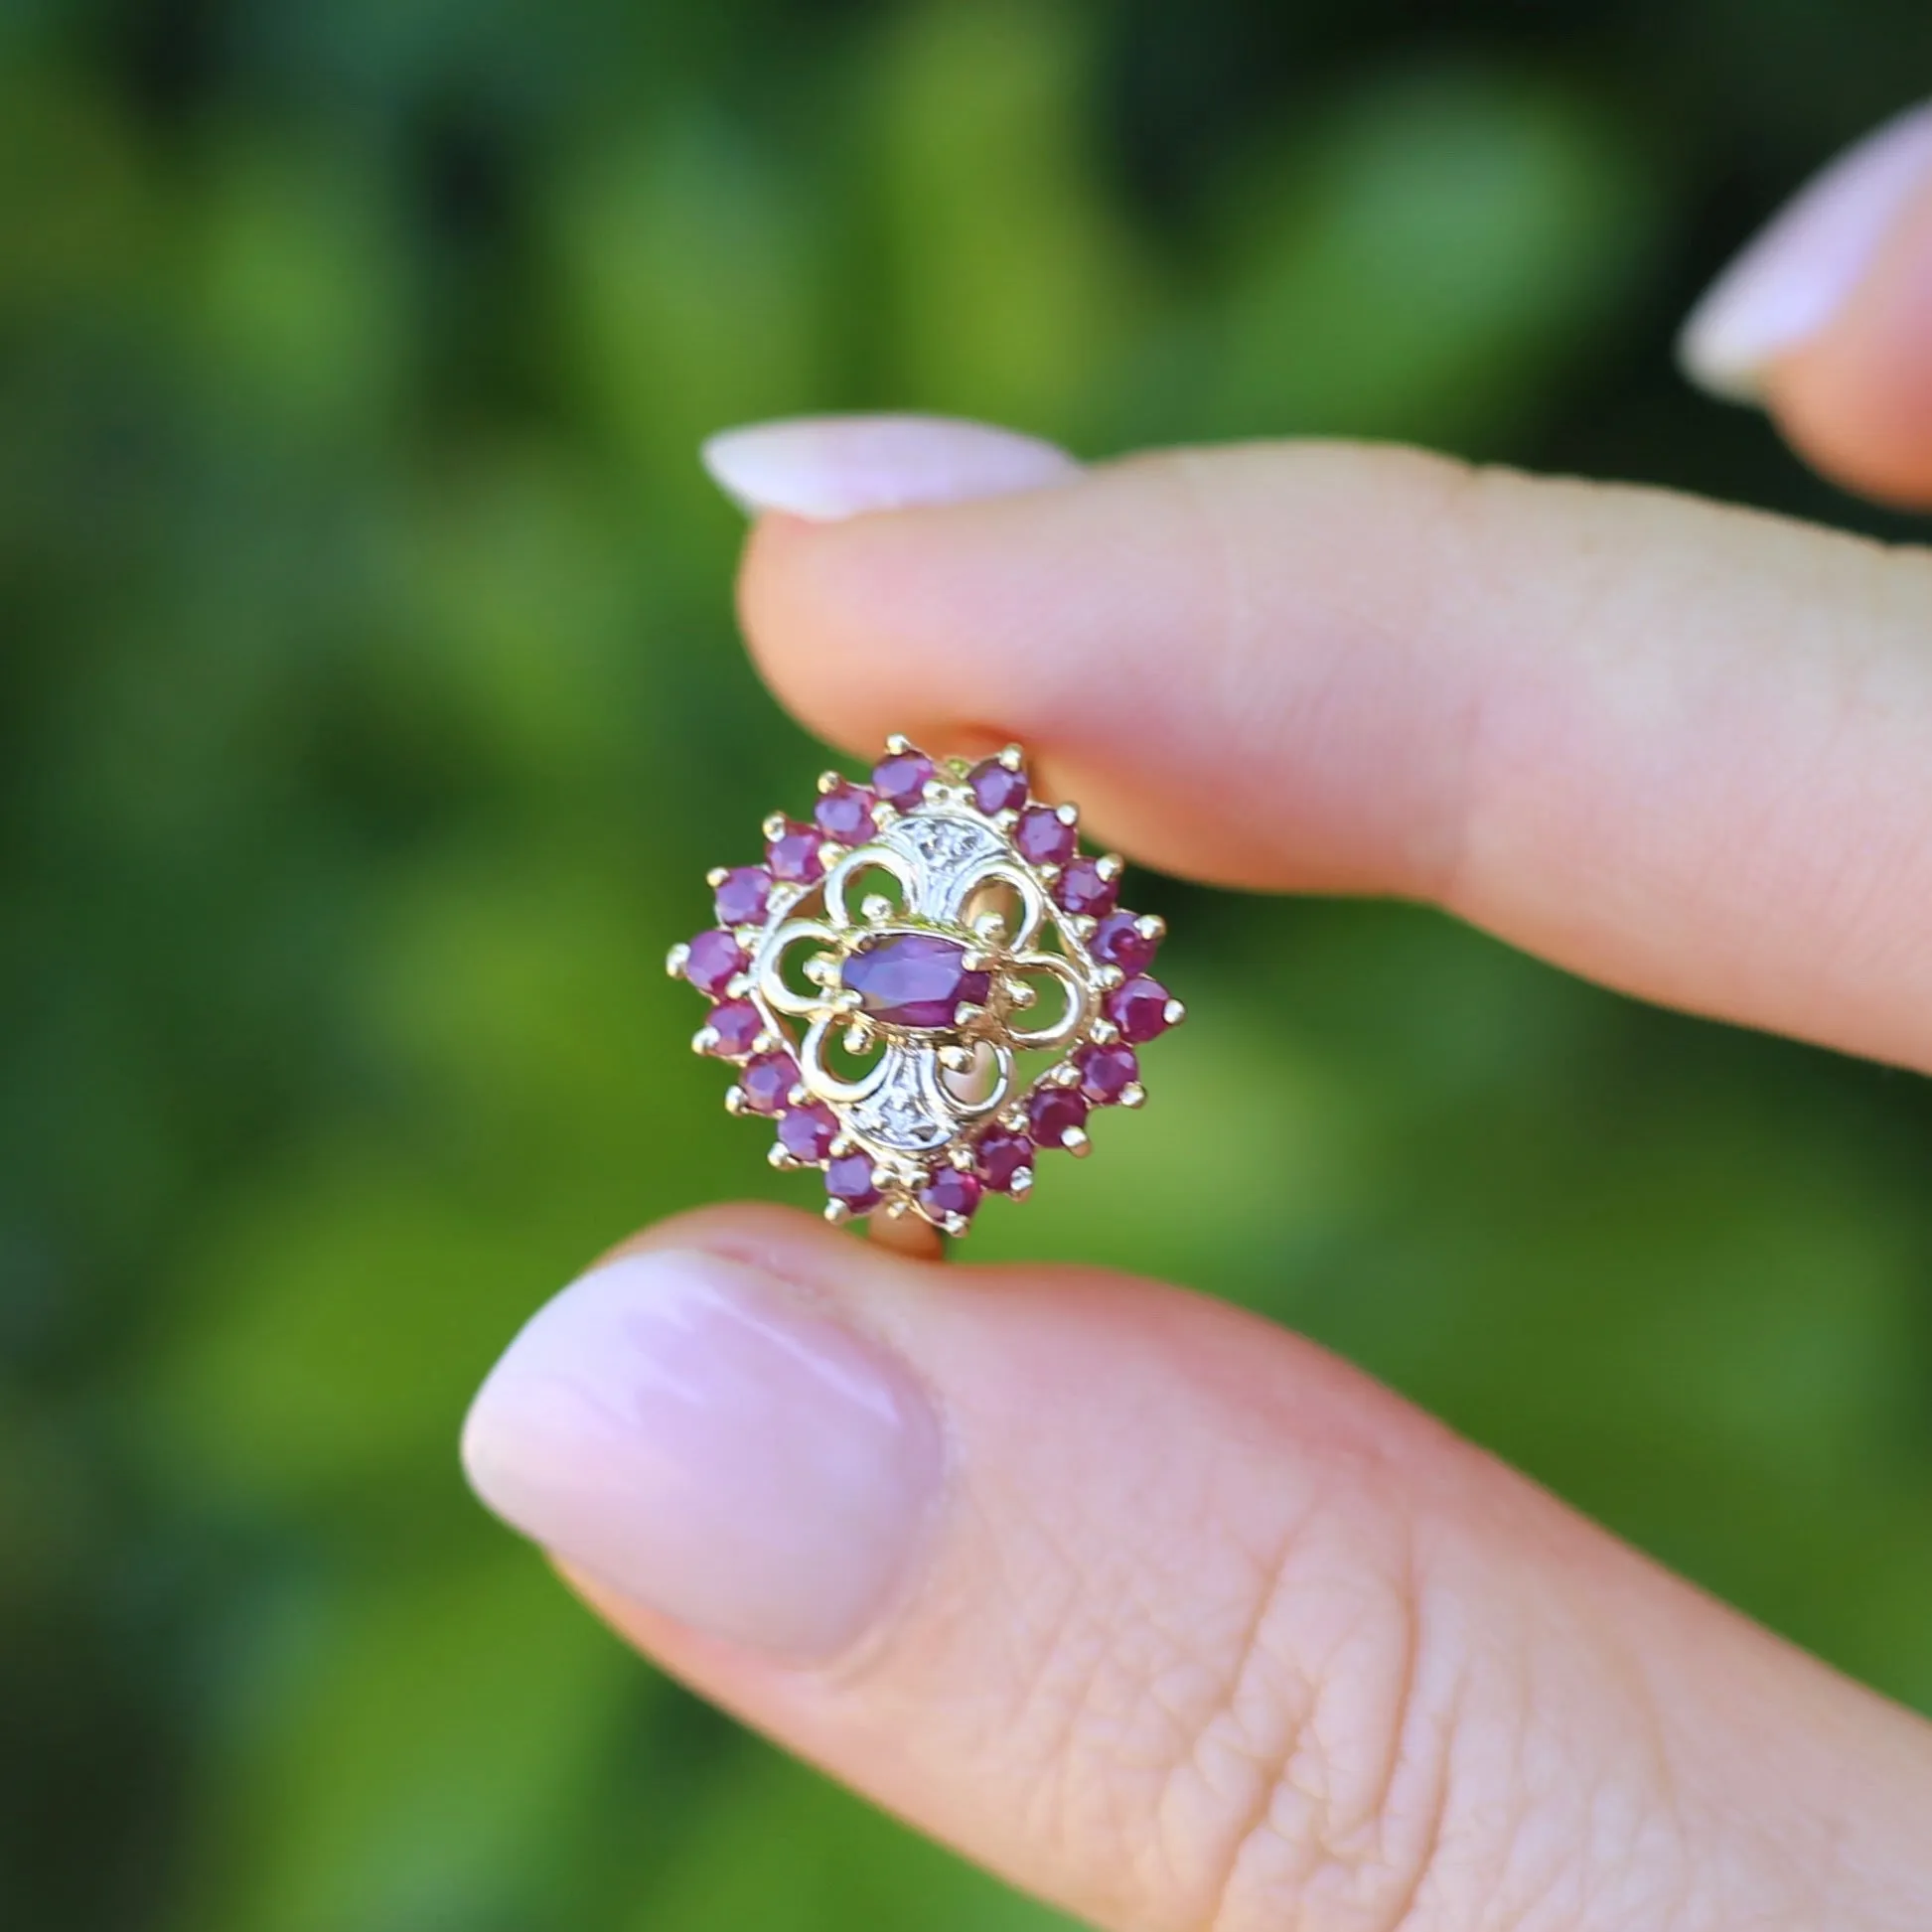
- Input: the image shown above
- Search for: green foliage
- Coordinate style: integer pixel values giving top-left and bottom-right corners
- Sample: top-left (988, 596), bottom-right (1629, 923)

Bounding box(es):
top-left (1186, 68), bottom-right (1658, 445)
top-left (3, 2), bottom-right (1929, 1928)
top-left (177, 1549), bottom-right (638, 1932)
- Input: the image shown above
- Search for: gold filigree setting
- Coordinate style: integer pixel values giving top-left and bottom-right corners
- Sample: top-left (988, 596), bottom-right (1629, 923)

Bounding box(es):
top-left (668, 738), bottom-right (1182, 1236)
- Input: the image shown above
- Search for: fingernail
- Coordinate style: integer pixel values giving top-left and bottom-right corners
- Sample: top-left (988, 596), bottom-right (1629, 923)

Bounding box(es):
top-left (700, 412), bottom-right (1081, 520)
top-left (461, 1248), bottom-right (944, 1662)
top-left (1680, 102), bottom-right (1932, 401)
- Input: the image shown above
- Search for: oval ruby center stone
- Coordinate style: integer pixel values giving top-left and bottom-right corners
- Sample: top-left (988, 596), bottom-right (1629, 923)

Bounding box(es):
top-left (842, 934), bottom-right (990, 1030)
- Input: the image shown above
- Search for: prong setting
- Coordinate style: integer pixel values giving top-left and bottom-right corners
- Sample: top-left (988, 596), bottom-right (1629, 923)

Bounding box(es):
top-left (672, 736), bottom-right (1180, 1238)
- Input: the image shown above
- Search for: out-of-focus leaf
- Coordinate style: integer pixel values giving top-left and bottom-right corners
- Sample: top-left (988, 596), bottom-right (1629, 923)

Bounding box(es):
top-left (1184, 67), bottom-right (1660, 447)
top-left (179, 133), bottom-right (410, 448)
top-left (860, 0), bottom-right (1152, 434)
top-left (635, 1745), bottom-right (1081, 1932)
top-left (146, 846), bottom-right (729, 1504)
top-left (0, 60), bottom-right (155, 324)
top-left (379, 450), bottom-right (642, 783)
top-left (146, 1145), bottom-right (555, 1503)
top-left (552, 110), bottom-right (833, 506)
top-left (177, 1547), bottom-right (636, 1932)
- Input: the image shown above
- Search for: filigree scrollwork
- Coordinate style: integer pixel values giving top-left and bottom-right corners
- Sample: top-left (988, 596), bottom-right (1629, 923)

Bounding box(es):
top-left (670, 739), bottom-right (1182, 1236)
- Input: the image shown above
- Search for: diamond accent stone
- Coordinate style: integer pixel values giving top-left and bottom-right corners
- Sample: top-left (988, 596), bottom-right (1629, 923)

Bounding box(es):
top-left (845, 1049), bottom-right (954, 1152)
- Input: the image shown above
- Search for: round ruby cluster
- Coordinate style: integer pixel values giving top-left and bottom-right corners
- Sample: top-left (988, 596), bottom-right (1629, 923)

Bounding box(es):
top-left (919, 1164), bottom-right (982, 1228)
top-left (814, 780), bottom-right (878, 844)
top-left (673, 795), bottom-right (861, 1209)
top-left (973, 1127), bottom-right (1034, 1197)
top-left (671, 751), bottom-right (921, 1221)
top-left (766, 819), bottom-right (824, 885)
top-left (872, 745), bottom-right (934, 811)
top-left (713, 865), bottom-right (771, 926)
top-left (671, 735), bottom-right (1179, 1232)
top-left (954, 753), bottom-right (1140, 928)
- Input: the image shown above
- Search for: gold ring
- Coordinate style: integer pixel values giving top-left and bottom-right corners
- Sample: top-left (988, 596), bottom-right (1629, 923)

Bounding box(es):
top-left (669, 737), bottom-right (1183, 1249)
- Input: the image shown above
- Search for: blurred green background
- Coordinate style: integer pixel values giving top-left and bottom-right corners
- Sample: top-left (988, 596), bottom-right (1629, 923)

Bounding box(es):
top-left (5, 1), bottom-right (1932, 1927)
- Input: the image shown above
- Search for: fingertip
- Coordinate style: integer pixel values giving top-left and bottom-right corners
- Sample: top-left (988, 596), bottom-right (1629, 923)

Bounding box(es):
top-left (458, 1213), bottom-right (950, 1664)
top-left (1762, 186), bottom-right (1932, 510)
top-left (732, 428), bottom-right (1932, 1069)
top-left (469, 1207), bottom-right (1932, 1932)
top-left (1678, 104), bottom-right (1932, 509)
top-left (735, 507), bottom-right (924, 758)
top-left (736, 478), bottom-right (1087, 765)
top-left (733, 439), bottom-right (1488, 893)
top-left (1678, 103), bottom-right (1932, 406)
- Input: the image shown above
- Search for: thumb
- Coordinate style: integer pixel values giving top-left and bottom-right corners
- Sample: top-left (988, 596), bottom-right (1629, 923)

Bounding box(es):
top-left (1680, 101), bottom-right (1932, 508)
top-left (462, 1205), bottom-right (1932, 1932)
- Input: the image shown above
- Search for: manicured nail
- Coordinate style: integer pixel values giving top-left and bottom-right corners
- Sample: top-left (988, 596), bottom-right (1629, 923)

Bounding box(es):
top-left (701, 412), bottom-right (1081, 520)
top-left (1680, 102), bottom-right (1932, 401)
top-left (461, 1248), bottom-right (943, 1662)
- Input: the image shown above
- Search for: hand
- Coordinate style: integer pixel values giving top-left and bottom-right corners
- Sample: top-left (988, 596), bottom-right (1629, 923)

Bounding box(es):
top-left (463, 110), bottom-right (1932, 1932)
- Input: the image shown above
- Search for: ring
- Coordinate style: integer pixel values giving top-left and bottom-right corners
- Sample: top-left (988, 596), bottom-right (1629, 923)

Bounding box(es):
top-left (669, 737), bottom-right (1183, 1244)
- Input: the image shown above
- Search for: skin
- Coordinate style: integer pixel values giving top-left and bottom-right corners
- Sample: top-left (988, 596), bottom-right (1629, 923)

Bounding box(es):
top-left (540, 164), bottom-right (1932, 1931)
top-left (1772, 178), bottom-right (1932, 505)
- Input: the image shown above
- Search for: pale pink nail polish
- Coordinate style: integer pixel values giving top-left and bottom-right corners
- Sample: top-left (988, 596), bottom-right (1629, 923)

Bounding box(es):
top-left (461, 1249), bottom-right (943, 1661)
top-left (700, 412), bottom-right (1080, 520)
top-left (1680, 102), bottom-right (1932, 401)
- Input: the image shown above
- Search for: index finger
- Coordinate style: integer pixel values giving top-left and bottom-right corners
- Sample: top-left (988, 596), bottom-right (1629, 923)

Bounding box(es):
top-left (731, 432), bottom-right (1932, 1074)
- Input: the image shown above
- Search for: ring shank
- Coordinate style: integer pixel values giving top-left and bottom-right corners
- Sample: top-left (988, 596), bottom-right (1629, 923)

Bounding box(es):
top-left (868, 1214), bottom-right (947, 1263)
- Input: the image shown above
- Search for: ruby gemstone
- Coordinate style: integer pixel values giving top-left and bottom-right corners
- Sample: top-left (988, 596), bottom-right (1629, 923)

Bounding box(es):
top-left (740, 1051), bottom-right (801, 1115)
top-left (919, 1166), bottom-right (982, 1224)
top-left (1078, 1042), bottom-right (1139, 1105)
top-left (778, 1101), bottom-right (838, 1162)
top-left (825, 1153), bottom-right (880, 1212)
top-left (1027, 1085), bottom-right (1089, 1149)
top-left (706, 998), bottom-right (764, 1057)
top-left (1107, 974), bottom-right (1175, 1044)
top-left (685, 928), bottom-right (747, 996)
top-left (1014, 805), bottom-right (1075, 867)
top-left (1091, 911), bottom-right (1156, 975)
top-left (814, 782), bottom-right (877, 844)
top-left (767, 820), bottom-right (825, 885)
top-left (975, 1129), bottom-right (1034, 1193)
top-left (967, 758), bottom-right (1028, 816)
top-left (872, 747), bottom-right (935, 812)
top-left (713, 865), bottom-right (773, 927)
top-left (1055, 856), bottom-right (1118, 917)
top-left (842, 934), bottom-right (990, 1029)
